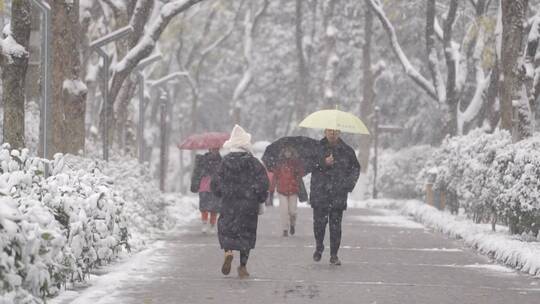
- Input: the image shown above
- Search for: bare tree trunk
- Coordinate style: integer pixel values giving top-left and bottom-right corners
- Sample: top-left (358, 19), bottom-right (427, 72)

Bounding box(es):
top-left (295, 0), bottom-right (309, 121)
top-left (500, 0), bottom-right (528, 136)
top-left (359, 0), bottom-right (375, 173)
top-left (1, 1), bottom-right (31, 150)
top-left (50, 0), bottom-right (87, 156)
top-left (115, 0), bottom-right (154, 153)
top-left (323, 0), bottom-right (338, 108)
top-left (441, 0), bottom-right (459, 136)
top-left (231, 0), bottom-right (269, 123)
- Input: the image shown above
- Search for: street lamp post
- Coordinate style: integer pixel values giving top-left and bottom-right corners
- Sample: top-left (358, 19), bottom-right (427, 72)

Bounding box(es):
top-left (30, 0), bottom-right (51, 175)
top-left (149, 72), bottom-right (193, 191)
top-left (158, 89), bottom-right (168, 191)
top-left (133, 53), bottom-right (163, 163)
top-left (89, 26), bottom-right (133, 161)
top-left (372, 107), bottom-right (379, 199)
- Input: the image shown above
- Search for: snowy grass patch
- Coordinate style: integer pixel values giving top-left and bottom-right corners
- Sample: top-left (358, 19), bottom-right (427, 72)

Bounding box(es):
top-left (352, 199), bottom-right (540, 277)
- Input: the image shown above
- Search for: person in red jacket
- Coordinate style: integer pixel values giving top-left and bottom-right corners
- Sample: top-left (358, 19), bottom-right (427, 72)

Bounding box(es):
top-left (273, 146), bottom-right (304, 236)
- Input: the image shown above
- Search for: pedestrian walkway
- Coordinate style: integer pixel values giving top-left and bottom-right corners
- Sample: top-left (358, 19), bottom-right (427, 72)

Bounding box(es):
top-left (64, 205), bottom-right (540, 304)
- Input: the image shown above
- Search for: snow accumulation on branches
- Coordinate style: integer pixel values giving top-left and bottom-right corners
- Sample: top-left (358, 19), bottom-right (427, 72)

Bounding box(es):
top-left (0, 145), bottom-right (190, 303)
top-left (110, 0), bottom-right (203, 108)
top-left (367, 0), bottom-right (438, 101)
top-left (115, 0), bottom-right (204, 73)
top-left (63, 80), bottom-right (88, 97)
top-left (0, 33), bottom-right (28, 65)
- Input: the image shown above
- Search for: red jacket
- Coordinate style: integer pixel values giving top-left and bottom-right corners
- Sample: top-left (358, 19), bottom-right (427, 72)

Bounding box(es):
top-left (273, 159), bottom-right (304, 196)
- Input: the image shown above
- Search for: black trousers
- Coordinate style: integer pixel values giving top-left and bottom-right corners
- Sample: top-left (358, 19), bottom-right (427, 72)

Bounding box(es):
top-left (313, 207), bottom-right (344, 256)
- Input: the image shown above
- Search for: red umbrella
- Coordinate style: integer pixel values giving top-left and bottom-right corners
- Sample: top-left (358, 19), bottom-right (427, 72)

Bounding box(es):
top-left (177, 132), bottom-right (230, 150)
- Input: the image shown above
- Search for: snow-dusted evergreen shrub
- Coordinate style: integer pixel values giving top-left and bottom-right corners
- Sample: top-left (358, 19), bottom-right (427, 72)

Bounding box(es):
top-left (422, 129), bottom-right (540, 235)
top-left (63, 155), bottom-right (176, 247)
top-left (0, 144), bottom-right (129, 302)
top-left (497, 138), bottom-right (540, 235)
top-left (370, 145), bottom-right (435, 199)
top-left (1, 145), bottom-right (178, 302)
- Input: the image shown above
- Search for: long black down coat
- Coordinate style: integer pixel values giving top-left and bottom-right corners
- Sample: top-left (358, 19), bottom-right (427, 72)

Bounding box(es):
top-left (211, 152), bottom-right (269, 251)
top-left (309, 138), bottom-right (361, 211)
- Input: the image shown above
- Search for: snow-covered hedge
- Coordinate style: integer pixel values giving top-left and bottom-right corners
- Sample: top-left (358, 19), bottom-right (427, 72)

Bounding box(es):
top-left (369, 145), bottom-right (435, 199)
top-left (421, 129), bottom-right (540, 236)
top-left (0, 145), bottom-right (178, 303)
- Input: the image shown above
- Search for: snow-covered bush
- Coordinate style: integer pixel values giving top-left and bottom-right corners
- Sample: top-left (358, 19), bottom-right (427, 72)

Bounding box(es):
top-left (369, 145), bottom-right (435, 199)
top-left (1, 144), bottom-right (180, 303)
top-left (0, 144), bottom-right (130, 302)
top-left (497, 138), bottom-right (540, 235)
top-left (422, 129), bottom-right (540, 236)
top-left (63, 154), bottom-right (176, 246)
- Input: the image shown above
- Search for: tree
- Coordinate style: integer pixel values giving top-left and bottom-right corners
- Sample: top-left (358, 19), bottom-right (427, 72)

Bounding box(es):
top-left (500, 0), bottom-right (529, 139)
top-left (368, 0), bottom-right (498, 138)
top-left (322, 0), bottom-right (338, 108)
top-left (1, 0), bottom-right (31, 150)
top-left (50, 0), bottom-right (87, 156)
top-left (358, 0), bottom-right (376, 173)
top-left (231, 0), bottom-right (269, 124)
top-left (106, 0), bottom-right (204, 140)
top-left (295, 0), bottom-right (309, 121)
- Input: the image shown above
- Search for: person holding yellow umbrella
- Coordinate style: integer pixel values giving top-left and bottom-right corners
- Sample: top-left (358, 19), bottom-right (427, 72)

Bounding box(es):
top-left (299, 108), bottom-right (368, 266)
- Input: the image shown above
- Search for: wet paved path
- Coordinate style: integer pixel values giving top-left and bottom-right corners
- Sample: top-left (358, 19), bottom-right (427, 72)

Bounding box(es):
top-left (70, 206), bottom-right (540, 303)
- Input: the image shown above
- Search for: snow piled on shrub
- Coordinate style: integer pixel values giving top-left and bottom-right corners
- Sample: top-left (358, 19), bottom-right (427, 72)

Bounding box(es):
top-left (368, 145), bottom-right (435, 199)
top-left (0, 144), bottom-right (194, 303)
top-left (352, 199), bottom-right (540, 277)
top-left (421, 129), bottom-right (540, 235)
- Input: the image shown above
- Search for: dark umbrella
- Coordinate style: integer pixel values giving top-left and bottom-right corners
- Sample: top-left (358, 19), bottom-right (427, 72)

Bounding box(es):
top-left (262, 136), bottom-right (320, 175)
top-left (177, 132), bottom-right (230, 150)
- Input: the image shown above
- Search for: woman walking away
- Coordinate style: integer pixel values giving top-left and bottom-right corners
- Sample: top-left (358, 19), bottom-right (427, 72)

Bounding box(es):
top-left (273, 146), bottom-right (304, 236)
top-left (190, 148), bottom-right (222, 234)
top-left (211, 125), bottom-right (269, 278)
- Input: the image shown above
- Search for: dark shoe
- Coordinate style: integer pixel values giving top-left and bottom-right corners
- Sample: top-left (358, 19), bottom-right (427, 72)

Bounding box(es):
top-left (289, 225), bottom-right (295, 235)
top-left (283, 230), bottom-right (288, 237)
top-left (221, 251), bottom-right (233, 275)
top-left (313, 251), bottom-right (322, 262)
top-left (237, 266), bottom-right (250, 278)
top-left (330, 255), bottom-right (341, 266)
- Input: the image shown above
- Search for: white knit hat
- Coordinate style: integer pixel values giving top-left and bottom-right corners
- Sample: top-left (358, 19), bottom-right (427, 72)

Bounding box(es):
top-left (223, 124), bottom-right (253, 153)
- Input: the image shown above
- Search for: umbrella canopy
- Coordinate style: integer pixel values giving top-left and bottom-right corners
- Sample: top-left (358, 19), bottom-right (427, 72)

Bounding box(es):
top-left (177, 132), bottom-right (230, 150)
top-left (262, 136), bottom-right (320, 175)
top-left (299, 109), bottom-right (370, 134)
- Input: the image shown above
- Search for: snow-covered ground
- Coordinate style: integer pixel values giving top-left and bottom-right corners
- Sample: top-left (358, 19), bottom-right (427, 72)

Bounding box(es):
top-left (350, 199), bottom-right (540, 277)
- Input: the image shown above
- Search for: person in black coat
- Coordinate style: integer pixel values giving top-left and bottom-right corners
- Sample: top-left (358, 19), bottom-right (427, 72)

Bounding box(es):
top-left (211, 125), bottom-right (269, 278)
top-left (190, 148), bottom-right (222, 234)
top-left (310, 129), bottom-right (360, 265)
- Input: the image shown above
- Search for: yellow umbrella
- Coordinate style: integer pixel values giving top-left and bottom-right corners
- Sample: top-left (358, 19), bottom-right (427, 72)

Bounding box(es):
top-left (299, 109), bottom-right (370, 135)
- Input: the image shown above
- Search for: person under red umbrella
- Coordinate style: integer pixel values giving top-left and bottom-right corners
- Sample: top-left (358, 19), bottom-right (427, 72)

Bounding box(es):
top-left (190, 148), bottom-right (222, 234)
top-left (180, 132), bottom-right (229, 234)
